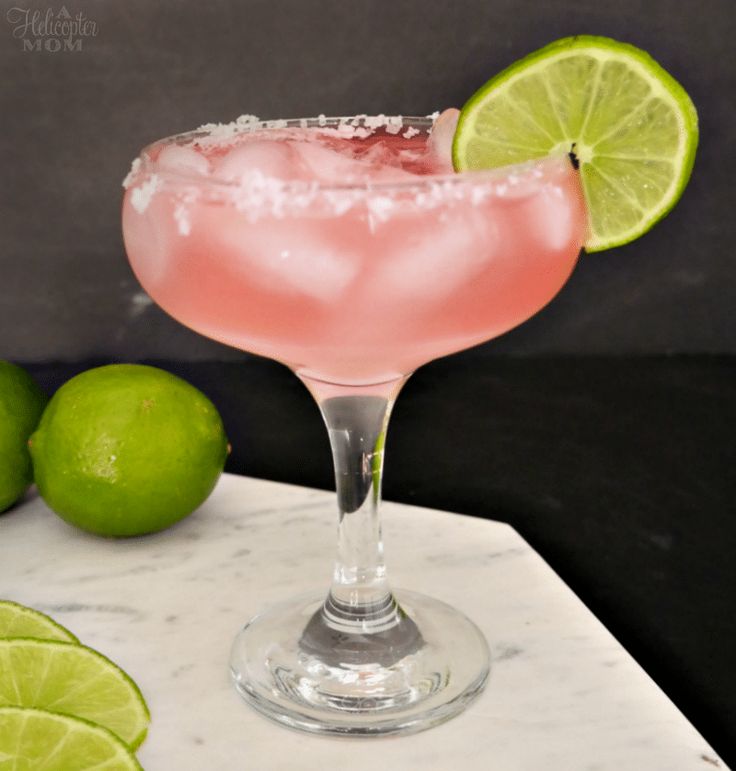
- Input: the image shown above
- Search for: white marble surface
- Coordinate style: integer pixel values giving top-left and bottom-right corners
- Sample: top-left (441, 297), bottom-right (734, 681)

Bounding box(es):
top-left (0, 473), bottom-right (726, 770)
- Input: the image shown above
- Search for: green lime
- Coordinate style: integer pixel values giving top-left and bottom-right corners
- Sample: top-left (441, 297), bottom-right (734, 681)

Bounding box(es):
top-left (29, 364), bottom-right (229, 537)
top-left (0, 362), bottom-right (47, 513)
top-left (0, 600), bottom-right (78, 643)
top-left (0, 707), bottom-right (142, 770)
top-left (453, 36), bottom-right (698, 252)
top-left (0, 639), bottom-right (149, 749)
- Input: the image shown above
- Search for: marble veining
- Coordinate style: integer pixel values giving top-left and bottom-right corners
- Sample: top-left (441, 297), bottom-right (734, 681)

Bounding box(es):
top-left (0, 474), bottom-right (726, 770)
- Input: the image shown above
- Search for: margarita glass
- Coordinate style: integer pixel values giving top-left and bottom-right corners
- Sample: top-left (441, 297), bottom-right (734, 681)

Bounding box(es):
top-left (122, 114), bottom-right (586, 736)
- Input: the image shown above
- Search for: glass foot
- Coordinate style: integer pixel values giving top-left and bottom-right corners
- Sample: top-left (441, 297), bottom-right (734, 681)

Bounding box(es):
top-left (230, 589), bottom-right (490, 736)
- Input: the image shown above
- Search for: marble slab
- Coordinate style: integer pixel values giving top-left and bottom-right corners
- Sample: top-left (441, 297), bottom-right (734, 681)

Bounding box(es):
top-left (0, 474), bottom-right (726, 770)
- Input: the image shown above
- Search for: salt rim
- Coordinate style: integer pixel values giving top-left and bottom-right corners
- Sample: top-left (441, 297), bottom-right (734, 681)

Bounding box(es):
top-left (123, 115), bottom-right (570, 225)
top-left (122, 158), bottom-right (141, 189)
top-left (129, 173), bottom-right (160, 214)
top-left (193, 114), bottom-right (411, 143)
top-left (122, 114), bottom-right (444, 193)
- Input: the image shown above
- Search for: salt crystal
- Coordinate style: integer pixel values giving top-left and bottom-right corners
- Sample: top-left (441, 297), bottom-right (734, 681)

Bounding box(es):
top-left (174, 189), bottom-right (198, 235)
top-left (194, 114), bottom-right (260, 143)
top-left (334, 122), bottom-right (357, 138)
top-left (324, 191), bottom-right (355, 216)
top-left (471, 187), bottom-right (487, 206)
top-left (364, 115), bottom-right (384, 130)
top-left (367, 195), bottom-right (394, 221)
top-left (385, 116), bottom-right (403, 135)
top-left (174, 203), bottom-right (191, 235)
top-left (130, 174), bottom-right (160, 214)
top-left (122, 158), bottom-right (141, 189)
top-left (196, 122), bottom-right (220, 134)
top-left (402, 126), bottom-right (420, 139)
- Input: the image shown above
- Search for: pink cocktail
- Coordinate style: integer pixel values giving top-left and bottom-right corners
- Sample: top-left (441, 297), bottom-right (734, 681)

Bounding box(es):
top-left (122, 115), bottom-right (586, 736)
top-left (124, 116), bottom-right (583, 386)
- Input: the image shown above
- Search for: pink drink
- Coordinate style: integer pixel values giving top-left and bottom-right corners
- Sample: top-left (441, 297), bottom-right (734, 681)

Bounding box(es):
top-left (123, 116), bottom-right (586, 386)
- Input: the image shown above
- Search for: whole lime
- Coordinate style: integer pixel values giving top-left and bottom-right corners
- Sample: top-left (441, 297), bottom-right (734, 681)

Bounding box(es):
top-left (0, 362), bottom-right (47, 513)
top-left (29, 364), bottom-right (229, 537)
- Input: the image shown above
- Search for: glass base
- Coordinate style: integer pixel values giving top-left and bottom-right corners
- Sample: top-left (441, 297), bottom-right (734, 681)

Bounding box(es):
top-left (229, 589), bottom-right (490, 736)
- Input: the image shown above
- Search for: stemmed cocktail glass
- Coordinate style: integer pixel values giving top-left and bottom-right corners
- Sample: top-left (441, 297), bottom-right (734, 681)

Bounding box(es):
top-left (122, 115), bottom-right (586, 735)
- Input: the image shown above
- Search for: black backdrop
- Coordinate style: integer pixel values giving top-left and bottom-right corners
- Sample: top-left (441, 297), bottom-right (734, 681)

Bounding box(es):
top-left (2, 0), bottom-right (735, 764)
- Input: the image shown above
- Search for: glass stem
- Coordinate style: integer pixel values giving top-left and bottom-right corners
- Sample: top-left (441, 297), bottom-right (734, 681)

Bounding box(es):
top-left (321, 392), bottom-right (394, 631)
top-left (298, 376), bottom-right (417, 651)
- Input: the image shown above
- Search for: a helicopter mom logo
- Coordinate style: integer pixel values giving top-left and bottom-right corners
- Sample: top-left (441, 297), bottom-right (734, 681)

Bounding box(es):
top-left (6, 5), bottom-right (98, 52)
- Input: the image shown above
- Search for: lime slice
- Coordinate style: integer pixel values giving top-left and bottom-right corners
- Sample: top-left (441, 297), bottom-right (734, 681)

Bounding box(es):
top-left (0, 600), bottom-right (79, 643)
top-left (0, 706), bottom-right (142, 770)
top-left (0, 639), bottom-right (149, 749)
top-left (453, 35), bottom-right (698, 252)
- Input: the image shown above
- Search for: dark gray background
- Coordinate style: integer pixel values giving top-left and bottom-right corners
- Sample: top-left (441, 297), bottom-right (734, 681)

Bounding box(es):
top-left (1, 0), bottom-right (734, 361)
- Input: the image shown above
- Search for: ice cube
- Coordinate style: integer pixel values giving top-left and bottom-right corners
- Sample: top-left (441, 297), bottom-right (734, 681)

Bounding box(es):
top-left (426, 108), bottom-right (460, 174)
top-left (356, 141), bottom-right (417, 181)
top-left (366, 164), bottom-right (418, 183)
top-left (358, 140), bottom-right (396, 169)
top-left (374, 206), bottom-right (496, 300)
top-left (157, 145), bottom-right (211, 176)
top-left (213, 140), bottom-right (300, 182)
top-left (516, 184), bottom-right (579, 253)
top-left (293, 139), bottom-right (370, 183)
top-left (295, 138), bottom-right (417, 184)
top-left (213, 214), bottom-right (359, 302)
